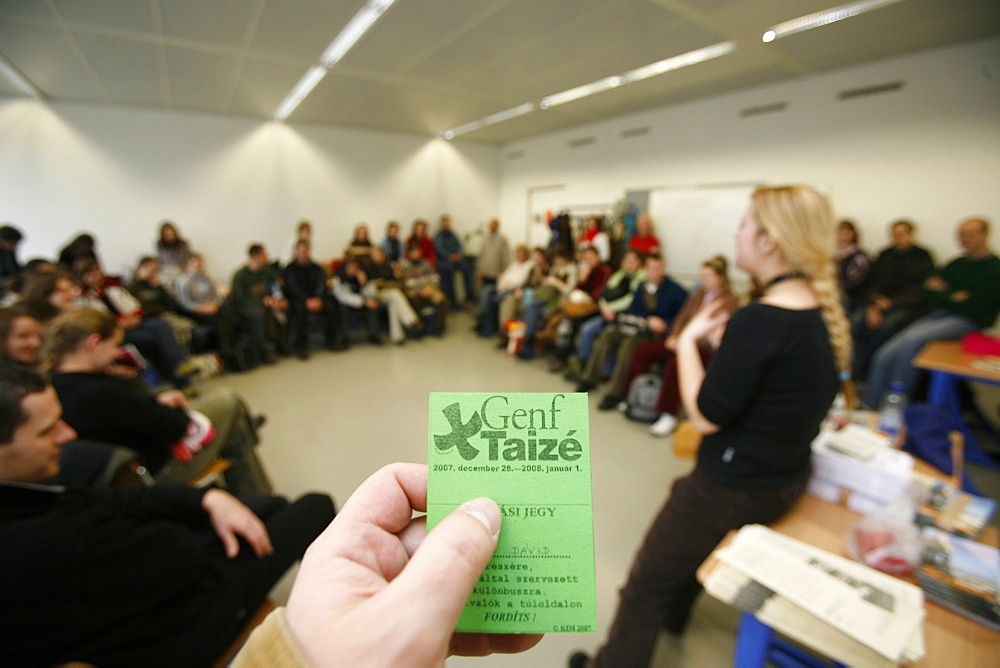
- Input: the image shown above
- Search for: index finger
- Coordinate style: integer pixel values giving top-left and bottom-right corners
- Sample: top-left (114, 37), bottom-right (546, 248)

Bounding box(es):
top-left (336, 463), bottom-right (428, 537)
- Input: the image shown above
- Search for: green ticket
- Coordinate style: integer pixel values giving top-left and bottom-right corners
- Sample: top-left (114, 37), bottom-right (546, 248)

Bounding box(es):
top-left (427, 392), bottom-right (597, 634)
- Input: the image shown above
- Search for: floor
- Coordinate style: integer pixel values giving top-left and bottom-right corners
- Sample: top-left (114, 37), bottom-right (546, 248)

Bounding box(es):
top-left (203, 309), bottom-right (998, 667)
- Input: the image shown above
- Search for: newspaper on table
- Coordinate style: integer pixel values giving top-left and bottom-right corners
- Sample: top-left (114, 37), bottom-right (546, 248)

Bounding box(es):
top-left (704, 524), bottom-right (925, 666)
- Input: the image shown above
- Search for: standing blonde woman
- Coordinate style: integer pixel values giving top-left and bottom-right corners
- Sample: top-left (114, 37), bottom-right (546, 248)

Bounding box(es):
top-left (575, 186), bottom-right (851, 667)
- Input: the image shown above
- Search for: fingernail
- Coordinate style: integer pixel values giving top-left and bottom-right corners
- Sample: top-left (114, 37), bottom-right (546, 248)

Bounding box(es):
top-left (462, 498), bottom-right (501, 538)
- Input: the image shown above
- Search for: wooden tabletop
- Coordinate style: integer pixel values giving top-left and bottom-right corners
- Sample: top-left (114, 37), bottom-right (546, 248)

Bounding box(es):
top-left (913, 341), bottom-right (1000, 381)
top-left (698, 474), bottom-right (1000, 666)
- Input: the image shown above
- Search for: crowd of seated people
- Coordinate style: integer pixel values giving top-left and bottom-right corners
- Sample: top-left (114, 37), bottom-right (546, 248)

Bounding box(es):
top-left (471, 212), bottom-right (999, 437)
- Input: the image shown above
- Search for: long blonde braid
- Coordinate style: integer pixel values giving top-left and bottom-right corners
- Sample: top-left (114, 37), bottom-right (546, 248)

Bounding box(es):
top-left (752, 186), bottom-right (856, 406)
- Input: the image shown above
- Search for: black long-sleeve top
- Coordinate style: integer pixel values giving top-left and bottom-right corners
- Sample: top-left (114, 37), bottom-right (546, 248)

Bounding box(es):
top-left (696, 304), bottom-right (839, 486)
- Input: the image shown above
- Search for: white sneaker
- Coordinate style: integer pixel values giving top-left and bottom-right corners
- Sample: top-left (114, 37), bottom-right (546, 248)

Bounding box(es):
top-left (616, 400), bottom-right (628, 413)
top-left (649, 413), bottom-right (677, 437)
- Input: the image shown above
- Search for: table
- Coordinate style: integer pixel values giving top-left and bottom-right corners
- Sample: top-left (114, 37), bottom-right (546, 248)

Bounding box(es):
top-left (698, 483), bottom-right (999, 666)
top-left (913, 340), bottom-right (1000, 467)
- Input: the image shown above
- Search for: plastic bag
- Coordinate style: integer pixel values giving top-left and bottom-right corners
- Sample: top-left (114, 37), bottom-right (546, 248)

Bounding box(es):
top-left (845, 483), bottom-right (922, 575)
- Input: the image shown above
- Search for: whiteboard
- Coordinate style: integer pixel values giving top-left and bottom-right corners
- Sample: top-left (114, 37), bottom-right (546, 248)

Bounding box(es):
top-left (649, 185), bottom-right (756, 285)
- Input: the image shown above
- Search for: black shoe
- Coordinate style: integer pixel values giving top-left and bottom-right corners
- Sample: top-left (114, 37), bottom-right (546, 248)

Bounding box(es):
top-left (297, 349), bottom-right (310, 360)
top-left (575, 382), bottom-right (595, 393)
top-left (597, 394), bottom-right (622, 411)
top-left (252, 414), bottom-right (268, 430)
top-left (516, 347), bottom-right (535, 360)
top-left (368, 335), bottom-right (384, 346)
top-left (568, 651), bottom-right (591, 668)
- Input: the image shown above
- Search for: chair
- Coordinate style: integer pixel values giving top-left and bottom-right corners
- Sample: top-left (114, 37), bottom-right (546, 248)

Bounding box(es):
top-left (190, 457), bottom-right (231, 488)
top-left (734, 612), bottom-right (846, 668)
top-left (903, 403), bottom-right (977, 493)
top-left (212, 598), bottom-right (277, 667)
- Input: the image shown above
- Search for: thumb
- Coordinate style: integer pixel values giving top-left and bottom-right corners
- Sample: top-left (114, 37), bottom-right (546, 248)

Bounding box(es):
top-left (388, 498), bottom-right (501, 631)
top-left (218, 527), bottom-right (240, 559)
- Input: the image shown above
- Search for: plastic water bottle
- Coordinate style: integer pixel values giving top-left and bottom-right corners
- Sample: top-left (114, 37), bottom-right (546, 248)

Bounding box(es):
top-left (877, 381), bottom-right (908, 444)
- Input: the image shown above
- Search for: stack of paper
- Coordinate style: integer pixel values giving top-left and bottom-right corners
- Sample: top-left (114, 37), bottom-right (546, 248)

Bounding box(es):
top-left (705, 524), bottom-right (925, 666)
top-left (810, 425), bottom-right (914, 514)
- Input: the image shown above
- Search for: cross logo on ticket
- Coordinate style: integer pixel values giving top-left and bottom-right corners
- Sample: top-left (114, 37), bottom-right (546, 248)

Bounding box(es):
top-left (427, 392), bottom-right (597, 634)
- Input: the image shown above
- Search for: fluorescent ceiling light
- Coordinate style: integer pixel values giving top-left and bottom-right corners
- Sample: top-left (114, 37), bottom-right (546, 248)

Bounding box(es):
top-left (761, 0), bottom-right (908, 42)
top-left (0, 53), bottom-right (45, 99)
top-left (540, 41), bottom-right (735, 109)
top-left (274, 0), bottom-right (396, 121)
top-left (443, 102), bottom-right (535, 140)
top-left (275, 66), bottom-right (327, 121)
top-left (322, 0), bottom-right (397, 66)
top-left (622, 42), bottom-right (736, 84)
top-left (540, 76), bottom-right (624, 110)
top-left (443, 40), bottom-right (735, 138)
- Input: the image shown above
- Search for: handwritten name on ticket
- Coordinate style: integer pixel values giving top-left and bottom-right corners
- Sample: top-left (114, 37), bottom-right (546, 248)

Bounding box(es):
top-left (427, 392), bottom-right (596, 634)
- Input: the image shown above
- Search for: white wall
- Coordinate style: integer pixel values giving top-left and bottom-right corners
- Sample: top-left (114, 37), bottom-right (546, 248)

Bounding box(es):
top-left (0, 102), bottom-right (501, 277)
top-left (498, 37), bottom-right (1000, 283)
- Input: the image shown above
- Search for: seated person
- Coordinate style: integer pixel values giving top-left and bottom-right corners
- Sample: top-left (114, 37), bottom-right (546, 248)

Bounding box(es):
top-left (344, 223), bottom-right (374, 269)
top-left (57, 233), bottom-right (99, 271)
top-left (498, 247), bottom-right (550, 348)
top-left (863, 217), bottom-right (1000, 407)
top-left (400, 243), bottom-right (448, 336)
top-left (576, 216), bottom-right (611, 263)
top-left (44, 308), bottom-right (273, 495)
top-left (547, 246), bottom-right (618, 372)
top-left (0, 362), bottom-right (334, 667)
top-left (380, 220), bottom-right (404, 265)
top-left (130, 256), bottom-right (198, 350)
top-left (281, 240), bottom-right (340, 359)
top-left (75, 257), bottom-right (195, 387)
top-left (369, 246), bottom-right (422, 344)
top-left (174, 253), bottom-right (238, 367)
top-left (851, 219), bottom-right (934, 380)
top-left (575, 253), bottom-right (688, 398)
top-left (230, 243), bottom-right (288, 364)
top-left (20, 270), bottom-right (80, 324)
top-left (434, 214), bottom-right (476, 306)
top-left (614, 256), bottom-right (739, 434)
top-left (835, 219), bottom-right (870, 315)
top-left (628, 214), bottom-right (661, 256)
top-left (155, 220), bottom-right (193, 289)
top-left (332, 258), bottom-right (384, 347)
top-left (475, 244), bottom-right (532, 337)
top-left (406, 218), bottom-right (437, 267)
top-left (0, 305), bottom-right (43, 368)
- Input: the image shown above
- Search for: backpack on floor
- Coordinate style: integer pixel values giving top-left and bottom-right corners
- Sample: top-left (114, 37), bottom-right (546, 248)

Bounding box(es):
top-left (227, 334), bottom-right (260, 372)
top-left (626, 372), bottom-right (662, 423)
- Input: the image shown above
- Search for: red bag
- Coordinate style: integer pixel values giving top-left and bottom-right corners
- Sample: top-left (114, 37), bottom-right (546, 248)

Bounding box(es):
top-left (962, 332), bottom-right (1000, 356)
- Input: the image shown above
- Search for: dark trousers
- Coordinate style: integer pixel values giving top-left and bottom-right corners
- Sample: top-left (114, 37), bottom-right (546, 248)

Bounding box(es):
top-left (439, 259), bottom-right (475, 303)
top-left (288, 300), bottom-right (338, 353)
top-left (189, 493), bottom-right (335, 665)
top-left (619, 342), bottom-right (713, 416)
top-left (593, 469), bottom-right (808, 668)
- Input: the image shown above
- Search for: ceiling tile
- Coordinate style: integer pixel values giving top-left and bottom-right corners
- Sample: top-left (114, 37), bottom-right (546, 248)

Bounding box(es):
top-left (250, 0), bottom-right (362, 61)
top-left (160, 0), bottom-right (259, 47)
top-left (229, 59), bottom-right (311, 117)
top-left (50, 0), bottom-right (155, 34)
top-left (0, 1), bottom-right (57, 21)
top-left (74, 32), bottom-right (162, 105)
top-left (0, 20), bottom-right (104, 100)
top-left (165, 47), bottom-right (237, 112)
top-left (340, 0), bottom-right (502, 74)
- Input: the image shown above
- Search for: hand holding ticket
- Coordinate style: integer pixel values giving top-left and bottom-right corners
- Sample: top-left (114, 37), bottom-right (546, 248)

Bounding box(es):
top-left (427, 392), bottom-right (597, 634)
